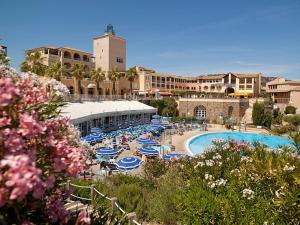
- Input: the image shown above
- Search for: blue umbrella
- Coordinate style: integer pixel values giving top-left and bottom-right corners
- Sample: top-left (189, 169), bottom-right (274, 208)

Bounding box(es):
top-left (162, 153), bottom-right (189, 161)
top-left (138, 147), bottom-right (159, 156)
top-left (136, 138), bottom-right (152, 144)
top-left (116, 157), bottom-right (142, 171)
top-left (90, 133), bottom-right (103, 139)
top-left (152, 114), bottom-right (161, 119)
top-left (91, 127), bottom-right (102, 133)
top-left (136, 138), bottom-right (159, 146)
top-left (96, 147), bottom-right (118, 156)
top-left (143, 140), bottom-right (159, 146)
top-left (149, 124), bottom-right (163, 129)
top-left (81, 136), bottom-right (96, 143)
top-left (151, 118), bottom-right (161, 123)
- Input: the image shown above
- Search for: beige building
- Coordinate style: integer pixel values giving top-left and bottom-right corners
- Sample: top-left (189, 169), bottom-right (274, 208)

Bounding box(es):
top-left (177, 98), bottom-right (249, 121)
top-left (266, 77), bottom-right (300, 112)
top-left (25, 24), bottom-right (262, 99)
top-left (93, 24), bottom-right (126, 72)
top-left (26, 46), bottom-right (94, 75)
top-left (135, 66), bottom-right (261, 97)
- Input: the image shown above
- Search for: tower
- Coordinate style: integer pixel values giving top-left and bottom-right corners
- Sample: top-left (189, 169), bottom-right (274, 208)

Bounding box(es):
top-left (93, 25), bottom-right (126, 72)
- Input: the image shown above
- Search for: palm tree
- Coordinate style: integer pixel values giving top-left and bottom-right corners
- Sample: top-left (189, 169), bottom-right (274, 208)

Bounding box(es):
top-left (71, 64), bottom-right (86, 97)
top-left (289, 131), bottom-right (300, 155)
top-left (91, 67), bottom-right (106, 96)
top-left (20, 51), bottom-right (46, 76)
top-left (107, 67), bottom-right (121, 95)
top-left (125, 67), bottom-right (138, 95)
top-left (46, 62), bottom-right (66, 81)
top-left (0, 49), bottom-right (9, 66)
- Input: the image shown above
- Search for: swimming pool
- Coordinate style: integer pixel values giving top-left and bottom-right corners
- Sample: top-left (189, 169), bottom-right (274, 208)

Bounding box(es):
top-left (187, 132), bottom-right (293, 155)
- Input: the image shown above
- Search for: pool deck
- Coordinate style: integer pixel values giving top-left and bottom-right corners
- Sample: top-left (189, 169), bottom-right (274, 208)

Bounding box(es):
top-left (171, 125), bottom-right (269, 155)
top-left (88, 125), bottom-right (270, 177)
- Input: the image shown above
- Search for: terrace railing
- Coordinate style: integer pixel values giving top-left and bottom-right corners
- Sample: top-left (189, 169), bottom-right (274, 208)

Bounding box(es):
top-left (64, 94), bottom-right (251, 103)
top-left (64, 94), bottom-right (154, 102)
top-left (65, 180), bottom-right (141, 225)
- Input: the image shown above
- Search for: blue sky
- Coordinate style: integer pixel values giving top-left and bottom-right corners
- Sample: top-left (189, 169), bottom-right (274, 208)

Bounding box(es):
top-left (1, 0), bottom-right (300, 79)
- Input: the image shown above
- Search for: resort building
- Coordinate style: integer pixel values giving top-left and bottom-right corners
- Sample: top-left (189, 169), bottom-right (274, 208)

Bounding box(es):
top-left (62, 101), bottom-right (157, 136)
top-left (177, 98), bottom-right (249, 122)
top-left (25, 24), bottom-right (262, 98)
top-left (26, 46), bottom-right (95, 74)
top-left (266, 77), bottom-right (300, 112)
top-left (93, 24), bottom-right (126, 72)
top-left (135, 66), bottom-right (262, 97)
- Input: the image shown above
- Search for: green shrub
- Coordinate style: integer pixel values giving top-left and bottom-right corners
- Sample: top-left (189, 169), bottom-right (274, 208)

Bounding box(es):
top-left (73, 140), bottom-right (300, 224)
top-left (252, 102), bottom-right (265, 125)
top-left (148, 97), bottom-right (178, 116)
top-left (284, 114), bottom-right (300, 128)
top-left (285, 105), bottom-right (297, 114)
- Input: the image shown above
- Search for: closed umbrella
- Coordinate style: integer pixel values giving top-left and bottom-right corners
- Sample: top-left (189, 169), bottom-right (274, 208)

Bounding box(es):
top-left (116, 157), bottom-right (142, 171)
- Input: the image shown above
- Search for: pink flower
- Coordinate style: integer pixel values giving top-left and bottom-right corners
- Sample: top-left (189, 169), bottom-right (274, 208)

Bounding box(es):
top-left (0, 78), bottom-right (20, 107)
top-left (45, 189), bottom-right (69, 223)
top-left (0, 117), bottom-right (11, 127)
top-left (2, 128), bottom-right (24, 153)
top-left (77, 209), bottom-right (91, 225)
top-left (0, 154), bottom-right (43, 201)
top-left (19, 113), bottom-right (46, 137)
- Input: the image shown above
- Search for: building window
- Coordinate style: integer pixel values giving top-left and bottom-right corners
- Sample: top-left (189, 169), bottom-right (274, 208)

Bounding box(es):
top-left (64, 51), bottom-right (72, 59)
top-left (68, 86), bottom-right (74, 94)
top-left (117, 57), bottom-right (123, 63)
top-left (82, 55), bottom-right (89, 62)
top-left (194, 105), bottom-right (207, 118)
top-left (74, 53), bottom-right (81, 61)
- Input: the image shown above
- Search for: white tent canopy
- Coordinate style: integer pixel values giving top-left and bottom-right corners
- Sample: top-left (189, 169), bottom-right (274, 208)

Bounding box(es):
top-left (61, 101), bottom-right (157, 124)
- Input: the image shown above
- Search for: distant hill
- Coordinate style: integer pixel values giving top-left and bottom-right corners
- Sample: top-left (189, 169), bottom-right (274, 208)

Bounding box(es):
top-left (261, 76), bottom-right (277, 87)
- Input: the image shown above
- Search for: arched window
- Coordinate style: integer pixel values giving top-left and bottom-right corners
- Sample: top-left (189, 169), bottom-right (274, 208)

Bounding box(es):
top-left (68, 86), bottom-right (74, 94)
top-left (194, 105), bottom-right (207, 118)
top-left (105, 88), bottom-right (110, 95)
top-left (88, 88), bottom-right (94, 96)
top-left (225, 87), bottom-right (234, 95)
top-left (74, 53), bottom-right (81, 61)
top-left (64, 62), bottom-right (71, 69)
top-left (211, 85), bottom-right (215, 91)
top-left (82, 55), bottom-right (89, 62)
top-left (204, 86), bottom-right (209, 90)
top-left (64, 51), bottom-right (71, 59)
top-left (228, 106), bottom-right (233, 116)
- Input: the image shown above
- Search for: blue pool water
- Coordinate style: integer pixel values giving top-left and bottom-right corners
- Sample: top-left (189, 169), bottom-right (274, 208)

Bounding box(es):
top-left (187, 132), bottom-right (292, 155)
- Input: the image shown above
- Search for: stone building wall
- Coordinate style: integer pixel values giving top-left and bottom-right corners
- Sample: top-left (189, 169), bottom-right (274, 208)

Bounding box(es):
top-left (177, 98), bottom-right (249, 121)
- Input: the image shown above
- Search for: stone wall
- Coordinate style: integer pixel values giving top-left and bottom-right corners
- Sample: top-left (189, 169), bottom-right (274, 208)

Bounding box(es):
top-left (177, 98), bottom-right (249, 121)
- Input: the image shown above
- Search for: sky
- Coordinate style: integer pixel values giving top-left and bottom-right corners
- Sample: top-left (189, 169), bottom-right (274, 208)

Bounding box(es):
top-left (1, 0), bottom-right (300, 79)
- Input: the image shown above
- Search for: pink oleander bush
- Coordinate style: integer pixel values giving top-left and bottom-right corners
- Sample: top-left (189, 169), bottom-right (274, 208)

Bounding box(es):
top-left (0, 65), bottom-right (90, 224)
